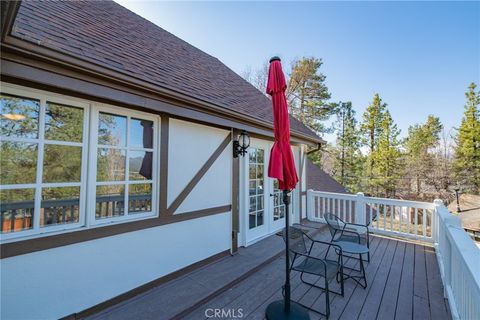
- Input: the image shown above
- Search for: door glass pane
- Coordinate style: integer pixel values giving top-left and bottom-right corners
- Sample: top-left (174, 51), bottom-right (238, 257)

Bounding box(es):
top-left (0, 188), bottom-right (35, 233)
top-left (41, 187), bottom-right (80, 227)
top-left (129, 151), bottom-right (153, 180)
top-left (273, 180), bottom-right (286, 221)
top-left (97, 148), bottom-right (126, 181)
top-left (45, 102), bottom-right (84, 142)
top-left (43, 145), bottom-right (82, 183)
top-left (98, 112), bottom-right (126, 146)
top-left (248, 147), bottom-right (265, 229)
top-left (130, 118), bottom-right (153, 148)
top-left (0, 142), bottom-right (37, 185)
top-left (96, 185), bottom-right (125, 219)
top-left (0, 95), bottom-right (40, 138)
top-left (128, 183), bottom-right (152, 214)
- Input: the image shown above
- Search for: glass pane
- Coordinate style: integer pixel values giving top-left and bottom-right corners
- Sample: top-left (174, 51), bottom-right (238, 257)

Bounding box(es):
top-left (257, 195), bottom-right (264, 210)
top-left (41, 187), bottom-right (80, 227)
top-left (249, 149), bottom-right (256, 163)
top-left (249, 196), bottom-right (256, 212)
top-left (98, 112), bottom-right (126, 146)
top-left (280, 206), bottom-right (285, 219)
top-left (249, 213), bottom-right (256, 229)
top-left (130, 118), bottom-right (153, 148)
top-left (257, 149), bottom-right (264, 164)
top-left (257, 179), bottom-right (264, 194)
top-left (249, 180), bottom-right (256, 196)
top-left (257, 210), bottom-right (264, 226)
top-left (249, 164), bottom-right (256, 180)
top-left (45, 102), bottom-right (84, 142)
top-left (128, 183), bottom-right (152, 214)
top-left (0, 95), bottom-right (40, 138)
top-left (43, 144), bottom-right (82, 183)
top-left (96, 185), bottom-right (125, 219)
top-left (0, 188), bottom-right (35, 233)
top-left (97, 148), bottom-right (126, 181)
top-left (257, 164), bottom-right (264, 179)
top-left (0, 142), bottom-right (37, 184)
top-left (129, 151), bottom-right (153, 180)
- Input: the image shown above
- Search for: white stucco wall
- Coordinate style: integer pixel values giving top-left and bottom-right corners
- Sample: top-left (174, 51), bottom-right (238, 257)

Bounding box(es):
top-left (0, 213), bottom-right (230, 320)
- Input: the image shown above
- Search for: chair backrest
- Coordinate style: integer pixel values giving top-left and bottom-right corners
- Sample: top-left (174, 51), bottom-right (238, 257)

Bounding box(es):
top-left (282, 226), bottom-right (308, 255)
top-left (324, 212), bottom-right (345, 238)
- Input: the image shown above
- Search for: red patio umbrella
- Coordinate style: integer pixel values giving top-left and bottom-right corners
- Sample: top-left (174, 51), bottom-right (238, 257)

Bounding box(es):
top-left (265, 57), bottom-right (309, 320)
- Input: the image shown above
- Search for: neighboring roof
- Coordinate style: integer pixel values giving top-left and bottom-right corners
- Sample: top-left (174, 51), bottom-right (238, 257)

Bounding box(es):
top-left (306, 159), bottom-right (349, 194)
top-left (10, 0), bottom-right (320, 142)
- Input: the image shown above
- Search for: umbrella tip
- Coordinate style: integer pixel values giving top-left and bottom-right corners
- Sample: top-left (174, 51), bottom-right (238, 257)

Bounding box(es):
top-left (269, 56), bottom-right (281, 63)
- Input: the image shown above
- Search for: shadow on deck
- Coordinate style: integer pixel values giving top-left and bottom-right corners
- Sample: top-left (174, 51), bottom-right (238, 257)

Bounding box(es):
top-left (87, 223), bottom-right (451, 320)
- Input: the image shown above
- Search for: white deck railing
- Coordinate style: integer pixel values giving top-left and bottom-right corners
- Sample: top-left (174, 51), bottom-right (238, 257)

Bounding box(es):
top-left (306, 190), bottom-right (480, 320)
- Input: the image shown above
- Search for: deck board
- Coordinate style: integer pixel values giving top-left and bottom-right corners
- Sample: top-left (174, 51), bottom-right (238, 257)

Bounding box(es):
top-left (87, 226), bottom-right (451, 320)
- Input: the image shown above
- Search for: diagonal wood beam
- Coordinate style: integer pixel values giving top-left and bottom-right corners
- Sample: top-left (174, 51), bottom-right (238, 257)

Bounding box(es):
top-left (167, 134), bottom-right (232, 215)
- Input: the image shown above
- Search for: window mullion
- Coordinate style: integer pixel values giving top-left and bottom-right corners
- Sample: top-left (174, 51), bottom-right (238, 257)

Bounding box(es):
top-left (33, 97), bottom-right (47, 231)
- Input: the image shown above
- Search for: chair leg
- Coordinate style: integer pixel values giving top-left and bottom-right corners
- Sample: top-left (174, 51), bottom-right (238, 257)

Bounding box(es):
top-left (325, 277), bottom-right (330, 319)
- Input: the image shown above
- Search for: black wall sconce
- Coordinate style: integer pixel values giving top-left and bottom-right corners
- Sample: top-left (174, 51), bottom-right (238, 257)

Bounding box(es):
top-left (233, 130), bottom-right (250, 158)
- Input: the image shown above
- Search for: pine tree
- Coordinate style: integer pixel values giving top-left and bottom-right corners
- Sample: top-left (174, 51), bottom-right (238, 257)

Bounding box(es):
top-left (404, 115), bottom-right (443, 195)
top-left (372, 111), bottom-right (402, 197)
top-left (286, 57), bottom-right (333, 135)
top-left (454, 82), bottom-right (480, 194)
top-left (332, 102), bottom-right (362, 192)
top-left (360, 93), bottom-right (387, 193)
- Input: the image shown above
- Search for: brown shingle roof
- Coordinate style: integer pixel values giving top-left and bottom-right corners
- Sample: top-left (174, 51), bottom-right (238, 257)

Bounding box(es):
top-left (11, 0), bottom-right (320, 142)
top-left (306, 159), bottom-right (349, 194)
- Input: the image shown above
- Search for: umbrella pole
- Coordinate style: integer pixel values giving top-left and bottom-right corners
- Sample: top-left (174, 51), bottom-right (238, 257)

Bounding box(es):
top-left (283, 189), bottom-right (291, 312)
top-left (265, 190), bottom-right (310, 320)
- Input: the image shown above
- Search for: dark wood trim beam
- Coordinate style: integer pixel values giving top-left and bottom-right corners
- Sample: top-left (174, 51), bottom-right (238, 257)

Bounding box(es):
top-left (0, 1), bottom-right (21, 41)
top-left (167, 135), bottom-right (232, 214)
top-left (62, 249), bottom-right (230, 320)
top-left (159, 116), bottom-right (169, 213)
top-left (0, 205), bottom-right (231, 259)
top-left (231, 129), bottom-right (240, 254)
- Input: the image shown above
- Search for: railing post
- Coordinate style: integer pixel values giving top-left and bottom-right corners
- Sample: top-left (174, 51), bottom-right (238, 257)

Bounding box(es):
top-left (306, 189), bottom-right (314, 220)
top-left (433, 199), bottom-right (443, 243)
top-left (355, 192), bottom-right (366, 225)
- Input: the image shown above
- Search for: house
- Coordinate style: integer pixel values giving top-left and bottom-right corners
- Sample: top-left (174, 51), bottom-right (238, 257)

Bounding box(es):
top-left (0, 1), bottom-right (323, 319)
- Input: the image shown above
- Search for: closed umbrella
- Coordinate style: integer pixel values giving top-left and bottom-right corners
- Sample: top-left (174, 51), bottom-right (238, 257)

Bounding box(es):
top-left (265, 57), bottom-right (309, 320)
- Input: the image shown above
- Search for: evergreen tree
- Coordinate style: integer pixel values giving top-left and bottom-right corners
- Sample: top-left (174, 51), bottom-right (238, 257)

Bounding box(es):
top-left (360, 93), bottom-right (387, 193)
top-left (372, 111), bottom-right (402, 197)
top-left (454, 82), bottom-right (480, 194)
top-left (286, 57), bottom-right (334, 135)
top-left (332, 102), bottom-right (362, 192)
top-left (404, 115), bottom-right (443, 195)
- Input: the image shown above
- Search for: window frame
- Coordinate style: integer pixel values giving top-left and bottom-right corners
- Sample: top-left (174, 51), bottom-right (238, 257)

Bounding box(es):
top-left (0, 83), bottom-right (161, 242)
top-left (87, 103), bottom-right (160, 227)
top-left (0, 84), bottom-right (90, 241)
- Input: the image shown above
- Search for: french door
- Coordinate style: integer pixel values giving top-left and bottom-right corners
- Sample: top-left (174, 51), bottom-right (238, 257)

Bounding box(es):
top-left (243, 139), bottom-right (292, 245)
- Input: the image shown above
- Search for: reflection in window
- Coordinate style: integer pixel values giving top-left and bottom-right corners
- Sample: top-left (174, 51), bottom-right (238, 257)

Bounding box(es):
top-left (43, 145), bottom-right (82, 183)
top-left (45, 102), bottom-right (84, 142)
top-left (0, 95), bottom-right (40, 138)
top-left (248, 148), bottom-right (265, 229)
top-left (98, 112), bottom-right (127, 146)
top-left (96, 185), bottom-right (125, 219)
top-left (97, 148), bottom-right (126, 181)
top-left (41, 187), bottom-right (80, 227)
top-left (129, 151), bottom-right (153, 180)
top-left (128, 184), bottom-right (152, 214)
top-left (0, 188), bottom-right (35, 233)
top-left (130, 118), bottom-right (153, 148)
top-left (0, 142), bottom-right (38, 185)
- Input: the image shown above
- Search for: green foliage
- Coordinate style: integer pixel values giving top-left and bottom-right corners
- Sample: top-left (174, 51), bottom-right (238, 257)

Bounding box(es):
top-left (453, 82), bottom-right (480, 194)
top-left (286, 57), bottom-right (334, 135)
top-left (404, 115), bottom-right (443, 194)
top-left (332, 102), bottom-right (363, 192)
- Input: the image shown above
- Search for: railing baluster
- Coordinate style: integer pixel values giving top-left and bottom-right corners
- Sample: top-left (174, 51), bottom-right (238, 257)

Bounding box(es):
top-left (62, 206), bottom-right (66, 223)
top-left (414, 208), bottom-right (418, 237)
top-left (399, 205), bottom-right (403, 233)
top-left (423, 209), bottom-right (427, 238)
top-left (406, 207), bottom-right (411, 234)
top-left (383, 204), bottom-right (386, 230)
top-left (390, 205), bottom-right (394, 232)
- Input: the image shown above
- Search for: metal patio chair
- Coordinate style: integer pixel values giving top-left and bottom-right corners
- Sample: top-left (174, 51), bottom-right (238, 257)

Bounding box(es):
top-left (282, 226), bottom-right (344, 319)
top-left (324, 212), bottom-right (371, 262)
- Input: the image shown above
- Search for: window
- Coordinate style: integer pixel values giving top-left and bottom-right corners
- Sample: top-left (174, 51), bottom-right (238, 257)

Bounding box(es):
top-left (0, 84), bottom-right (159, 240)
top-left (89, 106), bottom-right (158, 224)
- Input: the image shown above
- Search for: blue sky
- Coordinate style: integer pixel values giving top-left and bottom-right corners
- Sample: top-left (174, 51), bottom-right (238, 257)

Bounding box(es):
top-left (115, 1), bottom-right (479, 143)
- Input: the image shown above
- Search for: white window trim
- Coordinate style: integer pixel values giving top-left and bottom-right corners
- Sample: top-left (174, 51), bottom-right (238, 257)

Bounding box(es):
top-left (0, 82), bottom-right (161, 243)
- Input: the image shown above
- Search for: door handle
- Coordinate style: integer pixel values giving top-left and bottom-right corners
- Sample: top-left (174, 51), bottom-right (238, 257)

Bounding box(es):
top-left (269, 193), bottom-right (275, 197)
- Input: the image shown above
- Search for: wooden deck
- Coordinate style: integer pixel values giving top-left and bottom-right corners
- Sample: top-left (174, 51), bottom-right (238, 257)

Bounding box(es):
top-left (87, 226), bottom-right (451, 320)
